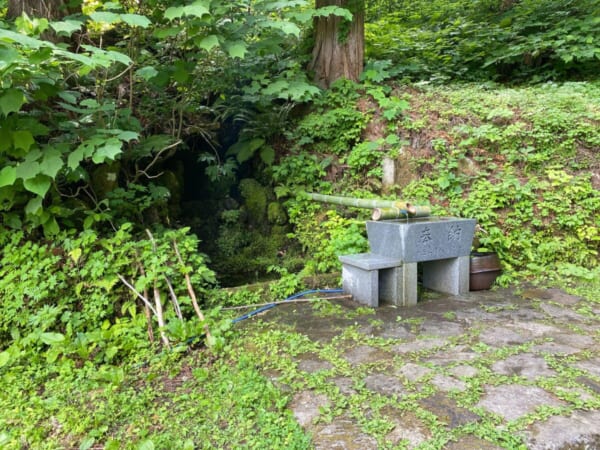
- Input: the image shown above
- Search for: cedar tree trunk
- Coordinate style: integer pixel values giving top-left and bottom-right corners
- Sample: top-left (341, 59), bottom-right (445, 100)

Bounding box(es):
top-left (309, 0), bottom-right (365, 88)
top-left (7, 0), bottom-right (76, 20)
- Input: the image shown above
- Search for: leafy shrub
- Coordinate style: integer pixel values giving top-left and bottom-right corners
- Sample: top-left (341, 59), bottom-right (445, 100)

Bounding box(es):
top-left (292, 106), bottom-right (369, 155)
top-left (286, 80), bottom-right (368, 156)
top-left (366, 0), bottom-right (600, 82)
top-left (284, 205), bottom-right (369, 276)
top-left (0, 225), bottom-right (216, 370)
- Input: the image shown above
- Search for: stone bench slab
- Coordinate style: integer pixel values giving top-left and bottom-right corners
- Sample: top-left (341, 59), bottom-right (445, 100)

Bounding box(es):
top-left (339, 253), bottom-right (416, 308)
top-left (339, 253), bottom-right (402, 271)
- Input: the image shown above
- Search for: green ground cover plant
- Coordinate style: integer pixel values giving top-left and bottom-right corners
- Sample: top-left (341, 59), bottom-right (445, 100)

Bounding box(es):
top-left (0, 343), bottom-right (310, 449)
top-left (366, 0), bottom-right (600, 82)
top-left (275, 80), bottom-right (600, 287)
top-left (1, 0), bottom-right (599, 446)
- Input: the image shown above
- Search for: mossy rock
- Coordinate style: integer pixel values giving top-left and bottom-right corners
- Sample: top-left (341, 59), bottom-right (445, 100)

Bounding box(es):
top-left (239, 178), bottom-right (268, 226)
top-left (267, 202), bottom-right (287, 225)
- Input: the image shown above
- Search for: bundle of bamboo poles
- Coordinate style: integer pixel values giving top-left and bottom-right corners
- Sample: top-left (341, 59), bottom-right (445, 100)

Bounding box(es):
top-left (306, 192), bottom-right (431, 220)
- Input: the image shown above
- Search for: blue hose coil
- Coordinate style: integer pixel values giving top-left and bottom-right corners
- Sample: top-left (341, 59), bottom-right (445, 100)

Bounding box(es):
top-left (231, 288), bottom-right (344, 324)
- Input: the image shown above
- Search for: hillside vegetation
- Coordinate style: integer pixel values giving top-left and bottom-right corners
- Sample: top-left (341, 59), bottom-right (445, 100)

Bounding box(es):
top-left (1, 0), bottom-right (599, 447)
top-left (273, 80), bottom-right (600, 286)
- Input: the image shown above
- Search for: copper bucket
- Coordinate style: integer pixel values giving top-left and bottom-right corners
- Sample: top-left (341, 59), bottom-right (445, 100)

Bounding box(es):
top-left (469, 252), bottom-right (502, 291)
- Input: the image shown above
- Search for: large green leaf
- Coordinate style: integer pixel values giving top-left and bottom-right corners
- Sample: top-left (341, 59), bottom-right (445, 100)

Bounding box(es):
top-left (25, 196), bottom-right (43, 215)
top-left (23, 174), bottom-right (52, 197)
top-left (172, 61), bottom-right (190, 83)
top-left (164, 6), bottom-right (185, 20)
top-left (58, 90), bottom-right (79, 104)
top-left (40, 332), bottom-right (65, 345)
top-left (226, 42), bottom-right (247, 59)
top-left (121, 14), bottom-right (152, 28)
top-left (260, 145), bottom-right (275, 165)
top-left (79, 45), bottom-right (132, 67)
top-left (313, 6), bottom-right (353, 21)
top-left (0, 47), bottom-right (20, 70)
top-left (0, 88), bottom-right (26, 116)
top-left (43, 216), bottom-right (59, 235)
top-left (68, 146), bottom-right (85, 170)
top-left (89, 11), bottom-right (121, 24)
top-left (50, 20), bottom-right (83, 36)
top-left (92, 138), bottom-right (122, 163)
top-left (258, 0), bottom-right (307, 12)
top-left (117, 130), bottom-right (139, 141)
top-left (135, 66), bottom-right (158, 81)
top-left (16, 160), bottom-right (41, 180)
top-left (0, 166), bottom-right (16, 188)
top-left (184, 1), bottom-right (210, 18)
top-left (259, 19), bottom-right (301, 37)
top-left (41, 148), bottom-right (63, 178)
top-left (0, 29), bottom-right (48, 49)
top-left (198, 34), bottom-right (219, 51)
top-left (228, 138), bottom-right (265, 163)
top-left (12, 130), bottom-right (35, 151)
top-left (153, 27), bottom-right (181, 39)
top-left (29, 47), bottom-right (53, 65)
top-left (105, 49), bottom-right (133, 66)
top-left (54, 49), bottom-right (95, 67)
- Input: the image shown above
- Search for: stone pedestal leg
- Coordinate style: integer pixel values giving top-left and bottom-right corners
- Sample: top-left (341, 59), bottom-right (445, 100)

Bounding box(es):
top-left (422, 256), bottom-right (470, 295)
top-left (380, 262), bottom-right (418, 307)
top-left (342, 264), bottom-right (379, 307)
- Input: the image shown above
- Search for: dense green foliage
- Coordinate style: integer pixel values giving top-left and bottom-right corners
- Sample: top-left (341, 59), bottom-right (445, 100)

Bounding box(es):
top-left (0, 345), bottom-right (309, 449)
top-left (1, 0), bottom-right (599, 447)
top-left (274, 80), bottom-right (600, 284)
top-left (0, 0), bottom-right (324, 234)
top-left (0, 225), bottom-right (217, 365)
top-left (366, 0), bottom-right (600, 82)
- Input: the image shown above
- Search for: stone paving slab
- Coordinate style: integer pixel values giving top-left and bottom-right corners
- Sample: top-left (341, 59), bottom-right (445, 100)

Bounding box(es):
top-left (476, 384), bottom-right (567, 421)
top-left (250, 287), bottom-right (600, 449)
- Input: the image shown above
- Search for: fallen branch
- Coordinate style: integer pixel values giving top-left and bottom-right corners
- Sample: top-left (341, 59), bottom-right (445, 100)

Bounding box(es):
top-left (145, 230), bottom-right (171, 349)
top-left (143, 286), bottom-right (155, 343)
top-left (165, 276), bottom-right (183, 320)
top-left (117, 274), bottom-right (158, 316)
top-left (136, 261), bottom-right (154, 343)
top-left (172, 239), bottom-right (212, 342)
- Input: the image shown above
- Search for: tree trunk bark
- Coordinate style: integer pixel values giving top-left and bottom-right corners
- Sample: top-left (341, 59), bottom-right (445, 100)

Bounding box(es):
top-left (309, 0), bottom-right (364, 88)
top-left (7, 0), bottom-right (74, 19)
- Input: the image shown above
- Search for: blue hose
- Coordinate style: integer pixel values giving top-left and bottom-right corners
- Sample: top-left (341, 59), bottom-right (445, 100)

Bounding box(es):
top-left (180, 288), bottom-right (344, 347)
top-left (231, 288), bottom-right (344, 324)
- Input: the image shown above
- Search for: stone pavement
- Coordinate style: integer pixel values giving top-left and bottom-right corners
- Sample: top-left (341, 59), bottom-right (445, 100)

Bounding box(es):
top-left (245, 287), bottom-right (600, 449)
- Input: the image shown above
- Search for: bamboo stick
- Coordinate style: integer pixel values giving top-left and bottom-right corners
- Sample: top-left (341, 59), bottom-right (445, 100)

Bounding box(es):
top-left (143, 286), bottom-right (155, 343)
top-left (165, 276), bottom-right (183, 320)
top-left (307, 192), bottom-right (412, 210)
top-left (372, 205), bottom-right (431, 220)
top-left (306, 192), bottom-right (431, 218)
top-left (117, 274), bottom-right (158, 316)
top-left (172, 239), bottom-right (212, 343)
top-left (372, 207), bottom-right (409, 221)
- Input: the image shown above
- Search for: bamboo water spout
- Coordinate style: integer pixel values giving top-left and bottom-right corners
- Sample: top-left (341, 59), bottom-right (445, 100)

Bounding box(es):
top-left (306, 193), bottom-right (431, 220)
